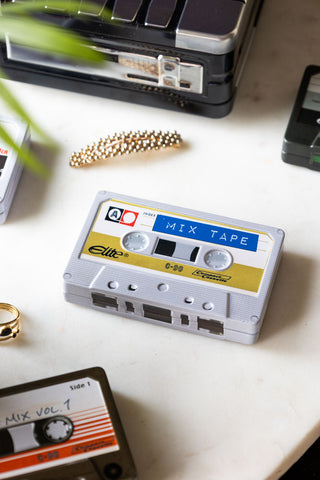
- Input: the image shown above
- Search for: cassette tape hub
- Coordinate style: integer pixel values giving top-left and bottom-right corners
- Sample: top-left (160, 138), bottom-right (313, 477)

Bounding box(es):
top-left (63, 192), bottom-right (284, 344)
top-left (0, 0), bottom-right (264, 118)
top-left (0, 367), bottom-right (137, 480)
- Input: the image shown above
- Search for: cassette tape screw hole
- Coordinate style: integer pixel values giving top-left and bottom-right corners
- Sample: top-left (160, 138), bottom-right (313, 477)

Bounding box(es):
top-left (108, 281), bottom-right (119, 290)
top-left (128, 284), bottom-right (138, 291)
top-left (103, 462), bottom-right (123, 479)
top-left (158, 283), bottom-right (169, 292)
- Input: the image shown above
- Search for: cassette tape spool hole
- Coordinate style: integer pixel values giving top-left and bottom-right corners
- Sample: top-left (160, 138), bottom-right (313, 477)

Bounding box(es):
top-left (42, 416), bottom-right (73, 443)
top-left (122, 232), bottom-right (149, 252)
top-left (204, 249), bottom-right (233, 271)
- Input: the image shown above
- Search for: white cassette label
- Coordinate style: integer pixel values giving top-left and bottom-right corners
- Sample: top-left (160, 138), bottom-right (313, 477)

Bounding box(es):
top-left (0, 121), bottom-right (20, 200)
top-left (81, 199), bottom-right (275, 294)
top-left (302, 73), bottom-right (320, 112)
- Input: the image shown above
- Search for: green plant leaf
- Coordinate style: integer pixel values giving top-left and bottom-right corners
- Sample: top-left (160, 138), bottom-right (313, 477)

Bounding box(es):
top-left (0, 17), bottom-right (105, 63)
top-left (0, 0), bottom-right (111, 174)
top-left (0, 0), bottom-right (111, 21)
top-left (0, 123), bottom-right (49, 177)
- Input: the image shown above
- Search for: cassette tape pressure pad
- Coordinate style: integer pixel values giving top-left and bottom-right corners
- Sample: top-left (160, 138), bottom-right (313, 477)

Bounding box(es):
top-left (63, 192), bottom-right (284, 345)
top-left (0, 0), bottom-right (264, 117)
top-left (0, 368), bottom-right (137, 480)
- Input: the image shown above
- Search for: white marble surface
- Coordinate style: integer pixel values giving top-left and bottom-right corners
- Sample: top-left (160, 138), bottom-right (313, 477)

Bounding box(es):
top-left (1, 0), bottom-right (320, 478)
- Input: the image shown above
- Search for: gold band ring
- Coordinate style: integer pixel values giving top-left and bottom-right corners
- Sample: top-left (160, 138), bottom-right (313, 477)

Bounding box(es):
top-left (0, 303), bottom-right (21, 341)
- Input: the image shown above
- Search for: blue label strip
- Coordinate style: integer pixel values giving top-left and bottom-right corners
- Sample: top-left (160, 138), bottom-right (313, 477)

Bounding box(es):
top-left (153, 215), bottom-right (259, 252)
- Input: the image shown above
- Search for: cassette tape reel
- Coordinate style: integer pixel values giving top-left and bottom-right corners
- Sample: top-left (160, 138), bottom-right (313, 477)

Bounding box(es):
top-left (0, 367), bottom-right (137, 480)
top-left (0, 415), bottom-right (74, 457)
top-left (63, 191), bottom-right (284, 344)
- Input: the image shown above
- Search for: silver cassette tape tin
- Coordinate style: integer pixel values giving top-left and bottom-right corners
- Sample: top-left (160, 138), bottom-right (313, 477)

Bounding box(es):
top-left (63, 191), bottom-right (284, 344)
top-left (0, 367), bottom-right (137, 479)
top-left (0, 0), bottom-right (264, 118)
top-left (0, 116), bottom-right (29, 224)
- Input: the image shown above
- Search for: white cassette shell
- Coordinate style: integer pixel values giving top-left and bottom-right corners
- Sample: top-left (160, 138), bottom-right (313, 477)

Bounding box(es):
top-left (0, 116), bottom-right (29, 224)
top-left (63, 191), bottom-right (285, 345)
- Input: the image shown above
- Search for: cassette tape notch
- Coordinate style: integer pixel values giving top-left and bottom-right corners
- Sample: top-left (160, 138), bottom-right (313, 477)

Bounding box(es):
top-left (63, 191), bottom-right (284, 345)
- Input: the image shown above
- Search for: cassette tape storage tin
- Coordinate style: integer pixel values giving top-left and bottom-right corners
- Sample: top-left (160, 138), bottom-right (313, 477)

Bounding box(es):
top-left (63, 192), bottom-right (284, 344)
top-left (0, 117), bottom-right (29, 224)
top-left (0, 367), bottom-right (137, 480)
top-left (282, 65), bottom-right (320, 170)
top-left (0, 0), bottom-right (264, 117)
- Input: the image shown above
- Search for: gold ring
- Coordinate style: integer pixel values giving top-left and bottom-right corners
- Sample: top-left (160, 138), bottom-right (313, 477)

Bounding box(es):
top-left (0, 303), bottom-right (21, 341)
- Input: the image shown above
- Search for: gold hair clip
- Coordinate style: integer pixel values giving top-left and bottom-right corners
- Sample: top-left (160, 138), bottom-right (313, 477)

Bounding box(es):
top-left (69, 130), bottom-right (182, 168)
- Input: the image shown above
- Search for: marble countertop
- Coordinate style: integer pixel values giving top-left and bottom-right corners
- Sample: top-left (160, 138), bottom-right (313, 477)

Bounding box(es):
top-left (1, 0), bottom-right (320, 478)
